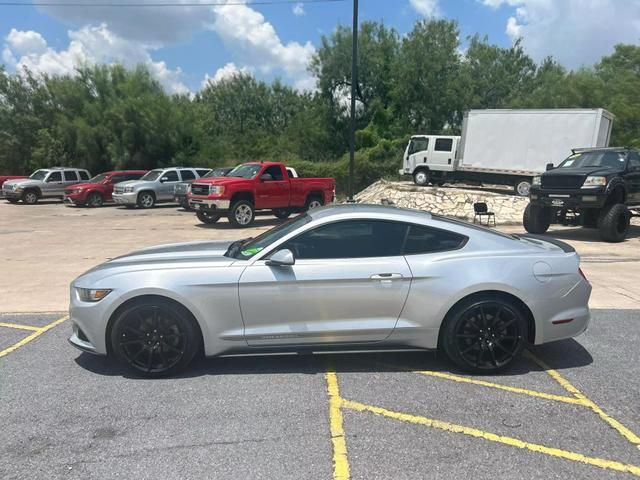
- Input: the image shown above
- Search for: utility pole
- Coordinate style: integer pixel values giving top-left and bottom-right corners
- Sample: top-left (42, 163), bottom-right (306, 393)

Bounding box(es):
top-left (347, 0), bottom-right (358, 202)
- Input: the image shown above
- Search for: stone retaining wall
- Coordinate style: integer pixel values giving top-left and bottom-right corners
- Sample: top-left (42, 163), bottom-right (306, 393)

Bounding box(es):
top-left (354, 180), bottom-right (528, 225)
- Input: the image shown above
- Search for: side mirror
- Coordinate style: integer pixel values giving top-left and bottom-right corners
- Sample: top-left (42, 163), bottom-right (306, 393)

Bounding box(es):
top-left (265, 249), bottom-right (295, 267)
top-left (546, 163), bottom-right (554, 171)
top-left (260, 174), bottom-right (273, 182)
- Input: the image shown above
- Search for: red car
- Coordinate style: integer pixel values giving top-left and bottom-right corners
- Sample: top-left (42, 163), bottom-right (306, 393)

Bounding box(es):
top-left (188, 162), bottom-right (335, 227)
top-left (64, 170), bottom-right (147, 207)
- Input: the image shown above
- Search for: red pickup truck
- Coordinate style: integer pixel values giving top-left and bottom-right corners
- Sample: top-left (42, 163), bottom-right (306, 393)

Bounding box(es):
top-left (188, 162), bottom-right (335, 227)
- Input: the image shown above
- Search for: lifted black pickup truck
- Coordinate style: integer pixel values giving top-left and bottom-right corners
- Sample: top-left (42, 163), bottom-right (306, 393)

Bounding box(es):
top-left (523, 147), bottom-right (640, 242)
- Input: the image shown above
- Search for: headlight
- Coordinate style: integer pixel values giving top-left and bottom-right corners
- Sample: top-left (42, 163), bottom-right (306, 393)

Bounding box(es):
top-left (76, 288), bottom-right (112, 302)
top-left (124, 186), bottom-right (135, 193)
top-left (210, 185), bottom-right (225, 195)
top-left (532, 176), bottom-right (541, 186)
top-left (582, 176), bottom-right (607, 188)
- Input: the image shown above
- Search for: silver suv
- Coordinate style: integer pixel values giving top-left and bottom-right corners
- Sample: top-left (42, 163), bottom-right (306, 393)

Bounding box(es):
top-left (112, 167), bottom-right (210, 209)
top-left (3, 167), bottom-right (91, 204)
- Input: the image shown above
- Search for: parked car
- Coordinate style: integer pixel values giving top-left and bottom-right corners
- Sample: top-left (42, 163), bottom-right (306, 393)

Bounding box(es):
top-left (524, 147), bottom-right (640, 242)
top-left (188, 162), bottom-right (335, 227)
top-left (0, 175), bottom-right (27, 197)
top-left (68, 204), bottom-right (591, 377)
top-left (174, 167), bottom-right (230, 210)
top-left (63, 170), bottom-right (147, 207)
top-left (3, 167), bottom-right (91, 204)
top-left (112, 167), bottom-right (210, 209)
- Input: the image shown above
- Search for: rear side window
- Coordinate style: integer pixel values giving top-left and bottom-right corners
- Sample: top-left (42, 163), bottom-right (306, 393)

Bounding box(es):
top-left (196, 169), bottom-right (210, 177)
top-left (79, 171), bottom-right (89, 180)
top-left (435, 138), bottom-right (453, 152)
top-left (64, 171), bottom-right (78, 181)
top-left (403, 224), bottom-right (467, 254)
top-left (180, 170), bottom-right (196, 181)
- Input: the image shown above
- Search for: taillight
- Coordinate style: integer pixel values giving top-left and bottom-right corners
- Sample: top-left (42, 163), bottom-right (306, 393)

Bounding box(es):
top-left (579, 268), bottom-right (588, 282)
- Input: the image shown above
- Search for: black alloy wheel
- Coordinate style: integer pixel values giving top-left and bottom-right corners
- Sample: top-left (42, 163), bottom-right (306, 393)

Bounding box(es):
top-left (111, 300), bottom-right (199, 377)
top-left (442, 299), bottom-right (527, 374)
top-left (87, 192), bottom-right (103, 208)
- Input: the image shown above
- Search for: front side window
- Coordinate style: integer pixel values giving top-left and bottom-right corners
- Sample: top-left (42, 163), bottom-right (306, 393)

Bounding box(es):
top-left (282, 220), bottom-right (407, 260)
top-left (162, 171), bottom-right (179, 182)
top-left (404, 224), bottom-right (467, 254)
top-left (64, 171), bottom-right (79, 182)
top-left (263, 165), bottom-right (284, 181)
top-left (435, 138), bottom-right (453, 152)
top-left (47, 172), bottom-right (62, 182)
top-left (410, 138), bottom-right (429, 155)
top-left (180, 170), bottom-right (196, 181)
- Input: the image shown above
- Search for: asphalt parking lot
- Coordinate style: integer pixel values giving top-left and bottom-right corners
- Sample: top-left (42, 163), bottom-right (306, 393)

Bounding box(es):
top-left (1, 201), bottom-right (639, 479)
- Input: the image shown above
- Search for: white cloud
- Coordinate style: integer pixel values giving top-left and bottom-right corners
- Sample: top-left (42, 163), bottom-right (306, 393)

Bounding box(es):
top-left (3, 24), bottom-right (189, 94)
top-left (201, 62), bottom-right (252, 88)
top-left (410, 0), bottom-right (440, 17)
top-left (478, 0), bottom-right (640, 68)
top-left (292, 2), bottom-right (306, 16)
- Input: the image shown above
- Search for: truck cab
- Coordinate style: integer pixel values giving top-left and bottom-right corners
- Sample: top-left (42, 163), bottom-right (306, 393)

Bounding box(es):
top-left (400, 135), bottom-right (461, 186)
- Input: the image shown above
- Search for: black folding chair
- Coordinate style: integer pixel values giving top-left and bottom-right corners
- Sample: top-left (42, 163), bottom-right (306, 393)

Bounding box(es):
top-left (473, 202), bottom-right (496, 227)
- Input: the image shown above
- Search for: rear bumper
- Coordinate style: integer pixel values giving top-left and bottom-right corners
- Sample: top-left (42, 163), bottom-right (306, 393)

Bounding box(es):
top-left (112, 192), bottom-right (137, 205)
top-left (189, 197), bottom-right (230, 212)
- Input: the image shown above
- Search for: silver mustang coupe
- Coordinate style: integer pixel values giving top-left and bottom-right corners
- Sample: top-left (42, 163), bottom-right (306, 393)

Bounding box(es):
top-left (69, 205), bottom-right (591, 377)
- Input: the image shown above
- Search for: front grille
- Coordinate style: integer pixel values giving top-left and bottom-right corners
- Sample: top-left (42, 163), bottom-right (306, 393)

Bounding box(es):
top-left (541, 175), bottom-right (584, 189)
top-left (190, 183), bottom-right (209, 196)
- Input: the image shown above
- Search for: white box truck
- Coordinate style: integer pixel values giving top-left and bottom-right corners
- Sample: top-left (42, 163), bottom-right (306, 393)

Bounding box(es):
top-left (400, 108), bottom-right (615, 196)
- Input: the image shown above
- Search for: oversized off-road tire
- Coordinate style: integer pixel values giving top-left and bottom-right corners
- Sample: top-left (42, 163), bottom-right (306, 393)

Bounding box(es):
top-left (413, 169), bottom-right (430, 186)
top-left (87, 191), bottom-right (103, 208)
top-left (196, 210), bottom-right (221, 225)
top-left (440, 295), bottom-right (528, 374)
top-left (228, 200), bottom-right (255, 228)
top-left (598, 203), bottom-right (630, 243)
top-left (515, 180), bottom-right (531, 197)
top-left (137, 191), bottom-right (155, 209)
top-left (273, 208), bottom-right (291, 219)
top-left (110, 297), bottom-right (201, 378)
top-left (305, 196), bottom-right (324, 211)
top-left (22, 189), bottom-right (39, 205)
top-left (523, 203), bottom-right (551, 234)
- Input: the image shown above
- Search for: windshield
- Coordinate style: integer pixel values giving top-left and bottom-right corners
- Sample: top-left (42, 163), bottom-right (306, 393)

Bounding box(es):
top-left (226, 214), bottom-right (312, 260)
top-left (29, 170), bottom-right (48, 181)
top-left (140, 170), bottom-right (162, 181)
top-left (228, 164), bottom-right (261, 179)
top-left (557, 151), bottom-right (626, 170)
top-left (205, 168), bottom-right (230, 178)
top-left (88, 173), bottom-right (108, 183)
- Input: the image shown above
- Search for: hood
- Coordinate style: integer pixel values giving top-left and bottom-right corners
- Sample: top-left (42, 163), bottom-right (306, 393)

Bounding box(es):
top-left (543, 166), bottom-right (622, 178)
top-left (116, 179), bottom-right (154, 188)
top-left (65, 182), bottom-right (103, 190)
top-left (74, 240), bottom-right (236, 285)
top-left (192, 176), bottom-right (252, 187)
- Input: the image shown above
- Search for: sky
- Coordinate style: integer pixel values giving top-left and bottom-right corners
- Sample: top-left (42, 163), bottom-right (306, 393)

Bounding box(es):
top-left (1, 0), bottom-right (639, 94)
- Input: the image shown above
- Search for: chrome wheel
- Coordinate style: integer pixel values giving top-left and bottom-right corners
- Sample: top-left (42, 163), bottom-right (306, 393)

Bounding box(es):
top-left (307, 199), bottom-right (322, 210)
top-left (235, 204), bottom-right (253, 225)
top-left (413, 170), bottom-right (429, 186)
top-left (23, 191), bottom-right (38, 204)
top-left (516, 181), bottom-right (531, 197)
top-left (138, 193), bottom-right (155, 209)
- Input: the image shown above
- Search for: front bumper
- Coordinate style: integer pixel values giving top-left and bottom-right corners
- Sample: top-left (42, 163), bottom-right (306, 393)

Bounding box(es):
top-left (3, 190), bottom-right (21, 199)
top-left (189, 197), bottom-right (230, 212)
top-left (112, 192), bottom-right (138, 205)
top-left (530, 187), bottom-right (608, 209)
top-left (64, 192), bottom-right (87, 205)
top-left (68, 286), bottom-right (116, 355)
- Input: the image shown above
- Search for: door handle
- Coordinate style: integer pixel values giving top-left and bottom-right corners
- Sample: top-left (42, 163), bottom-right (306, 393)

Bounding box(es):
top-left (371, 273), bottom-right (403, 281)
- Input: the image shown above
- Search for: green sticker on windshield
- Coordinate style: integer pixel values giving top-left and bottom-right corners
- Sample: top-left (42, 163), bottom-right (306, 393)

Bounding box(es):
top-left (241, 247), bottom-right (264, 256)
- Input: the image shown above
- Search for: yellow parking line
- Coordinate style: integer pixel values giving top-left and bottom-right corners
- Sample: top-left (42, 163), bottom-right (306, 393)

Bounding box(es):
top-left (326, 370), bottom-right (350, 480)
top-left (414, 369), bottom-right (586, 406)
top-left (0, 322), bottom-right (41, 332)
top-left (342, 399), bottom-right (640, 477)
top-left (0, 315), bottom-right (68, 359)
top-left (525, 351), bottom-right (640, 451)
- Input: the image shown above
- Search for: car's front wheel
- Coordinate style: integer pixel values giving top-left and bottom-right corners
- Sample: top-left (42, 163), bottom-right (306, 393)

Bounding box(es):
top-left (110, 298), bottom-right (200, 378)
top-left (137, 191), bottom-right (155, 209)
top-left (22, 190), bottom-right (39, 205)
top-left (441, 296), bottom-right (528, 374)
top-left (598, 203), bottom-right (630, 243)
top-left (87, 192), bottom-right (103, 208)
top-left (228, 200), bottom-right (255, 228)
top-left (523, 203), bottom-right (551, 234)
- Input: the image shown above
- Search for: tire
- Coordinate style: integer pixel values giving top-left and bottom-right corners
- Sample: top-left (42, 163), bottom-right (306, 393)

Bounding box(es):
top-left (305, 196), bottom-right (324, 211)
top-left (179, 199), bottom-right (192, 211)
top-left (413, 169), bottom-right (430, 186)
top-left (227, 200), bottom-right (255, 228)
top-left (273, 208), bottom-right (291, 219)
top-left (523, 203), bottom-right (551, 234)
top-left (515, 180), bottom-right (531, 197)
top-left (22, 190), bottom-right (39, 205)
top-left (110, 298), bottom-right (201, 378)
top-left (598, 203), bottom-right (630, 243)
top-left (6, 198), bottom-right (19, 204)
top-left (137, 191), bottom-right (155, 209)
top-left (196, 210), bottom-right (221, 224)
top-left (440, 295), bottom-right (528, 374)
top-left (87, 191), bottom-right (103, 208)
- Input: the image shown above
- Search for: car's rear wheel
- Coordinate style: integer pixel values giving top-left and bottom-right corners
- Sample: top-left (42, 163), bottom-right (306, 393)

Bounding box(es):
top-left (441, 296), bottom-right (527, 374)
top-left (228, 200), bottom-right (255, 228)
top-left (110, 299), bottom-right (200, 378)
top-left (22, 190), bottom-right (39, 205)
top-left (305, 196), bottom-right (324, 211)
top-left (196, 210), bottom-right (221, 224)
top-left (137, 191), bottom-right (155, 209)
top-left (598, 203), bottom-right (630, 243)
top-left (273, 208), bottom-right (291, 219)
top-left (523, 203), bottom-right (551, 234)
top-left (87, 191), bottom-right (103, 208)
